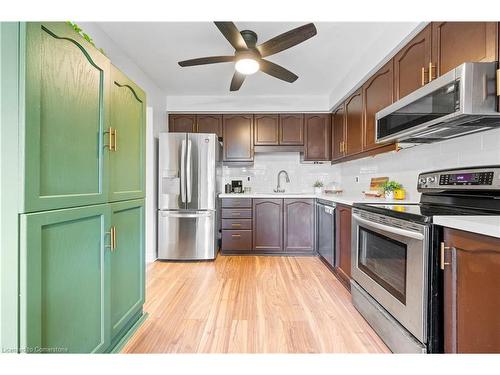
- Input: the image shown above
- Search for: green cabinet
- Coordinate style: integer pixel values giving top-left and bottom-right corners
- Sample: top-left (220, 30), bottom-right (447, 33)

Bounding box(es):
top-left (109, 66), bottom-right (146, 202)
top-left (19, 204), bottom-right (111, 353)
top-left (110, 199), bottom-right (145, 342)
top-left (23, 22), bottom-right (111, 213)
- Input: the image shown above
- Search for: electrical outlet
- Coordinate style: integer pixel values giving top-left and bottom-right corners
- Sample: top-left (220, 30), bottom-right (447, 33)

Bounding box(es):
top-left (355, 176), bottom-right (360, 183)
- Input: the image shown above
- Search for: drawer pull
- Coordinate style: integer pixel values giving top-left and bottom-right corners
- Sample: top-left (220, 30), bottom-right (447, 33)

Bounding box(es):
top-left (231, 223), bottom-right (241, 227)
top-left (232, 212), bottom-right (241, 216)
top-left (231, 234), bottom-right (241, 238)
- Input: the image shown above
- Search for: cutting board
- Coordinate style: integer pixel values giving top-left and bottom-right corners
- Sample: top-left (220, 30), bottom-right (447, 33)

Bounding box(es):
top-left (369, 177), bottom-right (389, 193)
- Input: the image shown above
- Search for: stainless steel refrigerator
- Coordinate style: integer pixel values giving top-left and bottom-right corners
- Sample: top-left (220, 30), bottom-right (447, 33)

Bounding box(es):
top-left (158, 133), bottom-right (222, 260)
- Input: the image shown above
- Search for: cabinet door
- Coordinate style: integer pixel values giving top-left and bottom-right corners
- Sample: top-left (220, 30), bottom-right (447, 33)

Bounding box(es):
top-left (20, 204), bottom-right (111, 353)
top-left (110, 199), bottom-right (145, 342)
top-left (345, 90), bottom-right (363, 156)
top-left (443, 228), bottom-right (500, 353)
top-left (222, 114), bottom-right (254, 162)
top-left (304, 114), bottom-right (331, 161)
top-left (362, 60), bottom-right (394, 151)
top-left (431, 22), bottom-right (498, 77)
top-left (24, 22), bottom-right (110, 212)
top-left (283, 199), bottom-right (314, 253)
top-left (331, 105), bottom-right (346, 161)
top-left (109, 65), bottom-right (146, 202)
top-left (169, 114), bottom-right (196, 132)
top-left (196, 114), bottom-right (222, 138)
top-left (279, 114), bottom-right (304, 145)
top-left (253, 198), bottom-right (283, 252)
top-left (335, 205), bottom-right (352, 290)
top-left (394, 24), bottom-right (432, 100)
top-left (254, 114), bottom-right (279, 145)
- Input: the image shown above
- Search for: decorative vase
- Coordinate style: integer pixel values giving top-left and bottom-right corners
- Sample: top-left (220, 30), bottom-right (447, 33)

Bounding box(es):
top-left (314, 187), bottom-right (323, 195)
top-left (394, 189), bottom-right (406, 200)
top-left (384, 191), bottom-right (394, 200)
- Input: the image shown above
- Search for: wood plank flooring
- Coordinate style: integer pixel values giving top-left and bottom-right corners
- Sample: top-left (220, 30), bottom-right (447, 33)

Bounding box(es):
top-left (122, 256), bottom-right (389, 353)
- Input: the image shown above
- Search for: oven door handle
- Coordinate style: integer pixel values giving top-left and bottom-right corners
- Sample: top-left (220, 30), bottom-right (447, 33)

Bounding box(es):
top-left (353, 213), bottom-right (425, 241)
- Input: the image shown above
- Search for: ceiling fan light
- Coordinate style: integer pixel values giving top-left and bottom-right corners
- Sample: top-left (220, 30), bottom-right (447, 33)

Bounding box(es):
top-left (235, 58), bottom-right (260, 75)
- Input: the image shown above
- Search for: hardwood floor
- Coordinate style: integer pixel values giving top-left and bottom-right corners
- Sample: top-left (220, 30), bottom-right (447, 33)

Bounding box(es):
top-left (122, 255), bottom-right (389, 353)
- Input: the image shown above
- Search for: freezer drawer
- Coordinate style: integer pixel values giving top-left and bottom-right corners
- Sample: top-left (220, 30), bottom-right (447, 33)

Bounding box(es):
top-left (158, 210), bottom-right (216, 260)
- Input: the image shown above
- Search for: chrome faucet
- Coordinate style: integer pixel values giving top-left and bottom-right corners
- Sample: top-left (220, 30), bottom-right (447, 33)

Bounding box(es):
top-left (274, 170), bottom-right (290, 193)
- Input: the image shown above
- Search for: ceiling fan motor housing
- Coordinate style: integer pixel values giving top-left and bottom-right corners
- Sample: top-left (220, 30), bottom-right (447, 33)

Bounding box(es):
top-left (240, 30), bottom-right (258, 48)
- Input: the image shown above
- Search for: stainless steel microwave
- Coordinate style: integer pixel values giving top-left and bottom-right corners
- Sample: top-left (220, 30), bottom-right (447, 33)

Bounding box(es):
top-left (375, 62), bottom-right (500, 144)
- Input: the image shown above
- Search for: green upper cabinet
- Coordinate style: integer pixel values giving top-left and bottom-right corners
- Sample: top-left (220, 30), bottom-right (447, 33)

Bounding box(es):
top-left (109, 199), bottom-right (145, 343)
top-left (23, 22), bottom-right (110, 213)
top-left (19, 204), bottom-right (111, 353)
top-left (109, 65), bottom-right (146, 202)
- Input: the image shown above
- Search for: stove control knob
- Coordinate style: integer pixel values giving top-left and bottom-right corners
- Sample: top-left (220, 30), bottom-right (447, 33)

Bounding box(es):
top-left (427, 176), bottom-right (436, 183)
top-left (419, 177), bottom-right (427, 184)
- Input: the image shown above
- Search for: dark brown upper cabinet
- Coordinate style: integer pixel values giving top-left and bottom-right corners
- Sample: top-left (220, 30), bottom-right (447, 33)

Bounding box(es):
top-left (431, 22), bottom-right (498, 78)
top-left (169, 114), bottom-right (196, 132)
top-left (443, 228), bottom-right (500, 353)
top-left (303, 114), bottom-right (331, 161)
top-left (344, 89), bottom-right (363, 156)
top-left (393, 24), bottom-right (432, 100)
top-left (196, 114), bottom-right (222, 138)
top-left (253, 198), bottom-right (283, 252)
top-left (362, 60), bottom-right (394, 151)
top-left (331, 105), bottom-right (346, 161)
top-left (279, 114), bottom-right (304, 145)
top-left (222, 114), bottom-right (254, 162)
top-left (254, 114), bottom-right (279, 145)
top-left (283, 199), bottom-right (314, 253)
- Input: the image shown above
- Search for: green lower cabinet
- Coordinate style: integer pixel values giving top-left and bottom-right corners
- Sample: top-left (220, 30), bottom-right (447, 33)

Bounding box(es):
top-left (109, 199), bottom-right (145, 344)
top-left (19, 204), bottom-right (111, 353)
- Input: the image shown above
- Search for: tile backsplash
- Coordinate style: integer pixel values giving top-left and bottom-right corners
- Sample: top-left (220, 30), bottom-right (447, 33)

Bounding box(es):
top-left (338, 127), bottom-right (500, 201)
top-left (223, 152), bottom-right (341, 193)
top-left (222, 128), bottom-right (500, 200)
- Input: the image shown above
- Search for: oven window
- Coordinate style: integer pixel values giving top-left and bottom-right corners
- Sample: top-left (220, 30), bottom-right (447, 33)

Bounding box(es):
top-left (358, 227), bottom-right (407, 304)
top-left (377, 81), bottom-right (459, 140)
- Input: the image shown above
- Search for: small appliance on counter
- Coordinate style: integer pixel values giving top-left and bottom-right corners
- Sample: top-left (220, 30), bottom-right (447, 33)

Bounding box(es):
top-left (351, 166), bottom-right (500, 354)
top-left (231, 180), bottom-right (243, 193)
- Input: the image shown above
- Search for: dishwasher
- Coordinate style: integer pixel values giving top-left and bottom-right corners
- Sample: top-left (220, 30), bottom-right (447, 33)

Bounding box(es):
top-left (316, 199), bottom-right (336, 267)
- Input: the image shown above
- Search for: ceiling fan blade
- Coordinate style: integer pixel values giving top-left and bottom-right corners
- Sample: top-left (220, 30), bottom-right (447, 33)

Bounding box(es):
top-left (178, 56), bottom-right (235, 67)
top-left (259, 59), bottom-right (298, 83)
top-left (214, 22), bottom-right (248, 51)
top-left (230, 71), bottom-right (246, 91)
top-left (257, 23), bottom-right (317, 58)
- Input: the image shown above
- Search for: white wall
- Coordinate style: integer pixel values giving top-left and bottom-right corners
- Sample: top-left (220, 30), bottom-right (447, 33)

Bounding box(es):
top-left (338, 128), bottom-right (500, 201)
top-left (79, 22), bottom-right (167, 262)
top-left (223, 152), bottom-right (341, 193)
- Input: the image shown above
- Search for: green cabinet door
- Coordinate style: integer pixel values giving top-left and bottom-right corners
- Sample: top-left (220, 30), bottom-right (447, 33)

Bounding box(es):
top-left (23, 22), bottom-right (110, 213)
top-left (110, 199), bottom-right (145, 342)
top-left (19, 204), bottom-right (111, 353)
top-left (109, 65), bottom-right (146, 202)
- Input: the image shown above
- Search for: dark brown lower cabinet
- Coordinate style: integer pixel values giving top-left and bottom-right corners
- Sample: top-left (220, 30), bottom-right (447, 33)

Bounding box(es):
top-left (283, 199), bottom-right (314, 253)
top-left (442, 228), bottom-right (500, 353)
top-left (253, 198), bottom-right (283, 252)
top-left (335, 204), bottom-right (352, 291)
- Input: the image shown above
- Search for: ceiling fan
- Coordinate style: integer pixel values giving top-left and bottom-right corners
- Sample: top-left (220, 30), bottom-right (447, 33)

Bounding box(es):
top-left (178, 22), bottom-right (317, 91)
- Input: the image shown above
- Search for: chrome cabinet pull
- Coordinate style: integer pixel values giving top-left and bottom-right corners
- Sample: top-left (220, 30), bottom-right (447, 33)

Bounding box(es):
top-left (440, 242), bottom-right (451, 270)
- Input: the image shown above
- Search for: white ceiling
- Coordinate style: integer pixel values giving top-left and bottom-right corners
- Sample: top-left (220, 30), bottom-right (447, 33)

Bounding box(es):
top-left (96, 22), bottom-right (420, 99)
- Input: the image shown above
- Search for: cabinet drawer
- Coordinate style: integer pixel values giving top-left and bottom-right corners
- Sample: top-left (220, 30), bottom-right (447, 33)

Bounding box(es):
top-left (222, 208), bottom-right (252, 219)
top-left (222, 230), bottom-right (252, 250)
top-left (222, 219), bottom-right (252, 230)
top-left (221, 198), bottom-right (252, 208)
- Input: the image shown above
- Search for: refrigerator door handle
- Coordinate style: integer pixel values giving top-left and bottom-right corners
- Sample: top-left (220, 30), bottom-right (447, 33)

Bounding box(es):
top-left (186, 139), bottom-right (192, 203)
top-left (180, 139), bottom-right (186, 203)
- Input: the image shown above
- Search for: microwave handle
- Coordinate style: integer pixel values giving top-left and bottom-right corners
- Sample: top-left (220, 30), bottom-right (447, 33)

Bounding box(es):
top-left (353, 213), bottom-right (425, 241)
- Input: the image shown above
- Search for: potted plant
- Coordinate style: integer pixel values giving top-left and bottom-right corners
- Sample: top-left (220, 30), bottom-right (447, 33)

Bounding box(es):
top-left (381, 181), bottom-right (402, 200)
top-left (313, 180), bottom-right (324, 195)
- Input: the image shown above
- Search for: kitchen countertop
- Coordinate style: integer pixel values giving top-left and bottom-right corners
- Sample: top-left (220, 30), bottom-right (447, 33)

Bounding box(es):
top-left (218, 192), bottom-right (419, 206)
top-left (433, 216), bottom-right (500, 239)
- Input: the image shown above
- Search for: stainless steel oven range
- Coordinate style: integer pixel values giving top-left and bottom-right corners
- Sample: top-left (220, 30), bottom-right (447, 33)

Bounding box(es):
top-left (351, 166), bottom-right (500, 353)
